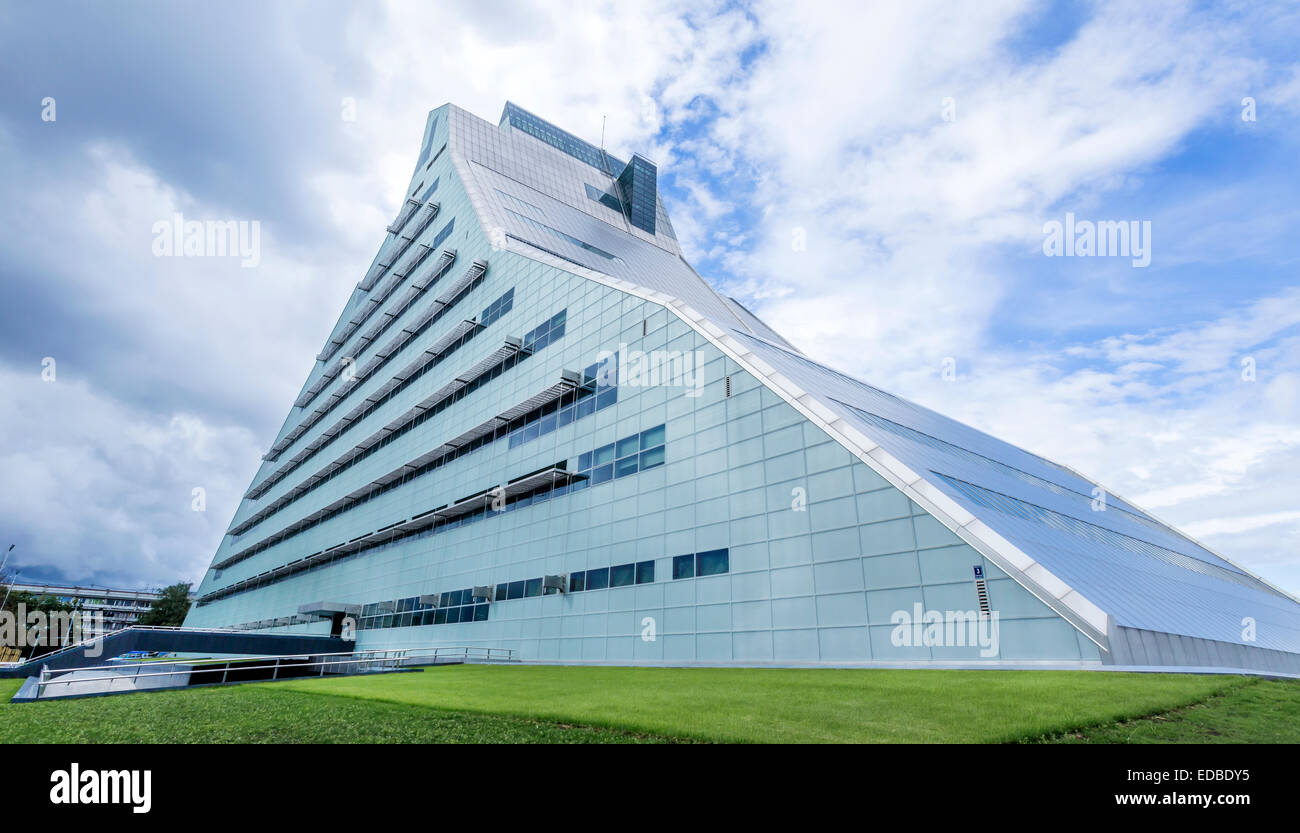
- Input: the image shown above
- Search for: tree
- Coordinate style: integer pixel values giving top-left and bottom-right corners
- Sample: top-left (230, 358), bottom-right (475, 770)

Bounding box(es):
top-left (138, 582), bottom-right (193, 627)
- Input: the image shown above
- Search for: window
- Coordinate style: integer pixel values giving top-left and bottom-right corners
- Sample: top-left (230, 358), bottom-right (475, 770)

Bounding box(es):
top-left (569, 571), bottom-right (586, 592)
top-left (586, 567), bottom-right (609, 591)
top-left (571, 425), bottom-right (665, 488)
top-left (671, 549), bottom-right (731, 580)
top-left (480, 288), bottom-right (514, 328)
top-left (610, 563), bottom-right (635, 587)
top-left (523, 309), bottom-right (567, 352)
top-left (696, 549), bottom-right (729, 577)
top-left (636, 560), bottom-right (655, 584)
top-left (525, 578), bottom-right (543, 597)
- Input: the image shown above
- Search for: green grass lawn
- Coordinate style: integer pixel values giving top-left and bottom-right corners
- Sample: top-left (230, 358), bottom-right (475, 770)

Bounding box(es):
top-left (1046, 678), bottom-right (1300, 743)
top-left (0, 676), bottom-right (672, 743)
top-left (3, 665), bottom-right (1288, 744)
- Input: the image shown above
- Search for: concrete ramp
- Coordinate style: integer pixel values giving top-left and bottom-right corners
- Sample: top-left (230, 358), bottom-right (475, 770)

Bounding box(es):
top-left (0, 627), bottom-right (353, 679)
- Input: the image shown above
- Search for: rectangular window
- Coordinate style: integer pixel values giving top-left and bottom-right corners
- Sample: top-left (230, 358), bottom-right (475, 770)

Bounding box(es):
top-left (696, 549), bottom-right (729, 577)
top-left (616, 436), bottom-right (640, 459)
top-left (636, 560), bottom-right (655, 584)
top-left (586, 567), bottom-right (609, 590)
top-left (525, 578), bottom-right (543, 597)
top-left (507, 580), bottom-right (525, 600)
top-left (673, 554), bottom-right (695, 580)
top-left (640, 424), bottom-right (666, 449)
top-left (610, 563), bottom-right (635, 587)
top-left (495, 583), bottom-right (508, 602)
top-left (639, 446), bottom-right (665, 469)
top-left (569, 571), bottom-right (586, 592)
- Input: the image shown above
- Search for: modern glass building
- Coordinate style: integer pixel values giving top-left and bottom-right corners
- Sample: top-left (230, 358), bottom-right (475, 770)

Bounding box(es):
top-left (186, 102), bottom-right (1300, 673)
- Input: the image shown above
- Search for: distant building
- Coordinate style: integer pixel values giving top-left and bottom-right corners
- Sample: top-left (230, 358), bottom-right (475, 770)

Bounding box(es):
top-left (6, 582), bottom-right (164, 636)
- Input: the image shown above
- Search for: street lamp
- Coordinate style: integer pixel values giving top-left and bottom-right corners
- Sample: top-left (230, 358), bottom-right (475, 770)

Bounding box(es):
top-left (1, 570), bottom-right (20, 613)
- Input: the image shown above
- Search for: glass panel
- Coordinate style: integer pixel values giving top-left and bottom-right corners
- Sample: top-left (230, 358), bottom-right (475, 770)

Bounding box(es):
top-left (673, 554), bottom-right (695, 580)
top-left (525, 578), bottom-right (543, 597)
top-left (640, 424), bottom-right (666, 449)
top-left (473, 604), bottom-right (489, 622)
top-left (614, 456), bottom-right (639, 478)
top-left (616, 436), bottom-right (639, 458)
top-left (590, 464), bottom-right (613, 484)
top-left (508, 580), bottom-right (525, 600)
top-left (639, 446), bottom-right (665, 469)
top-left (696, 549), bottom-right (729, 576)
top-left (610, 563), bottom-right (635, 587)
top-left (569, 571), bottom-right (586, 592)
top-left (593, 444), bottom-right (615, 466)
top-left (586, 567), bottom-right (609, 590)
top-left (636, 560), bottom-right (655, 584)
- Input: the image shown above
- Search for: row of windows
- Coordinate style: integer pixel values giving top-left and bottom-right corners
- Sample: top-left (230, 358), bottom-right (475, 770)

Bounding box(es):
top-left (673, 549), bottom-right (730, 579)
top-left (570, 560), bottom-right (655, 592)
top-left (523, 308), bottom-right (566, 351)
top-left (479, 286), bottom-right (514, 328)
top-left (199, 431), bottom-right (670, 606)
top-left (289, 216), bottom-right (457, 421)
top-left (247, 277), bottom-right (501, 507)
top-left (354, 549), bottom-right (728, 632)
top-left (231, 283), bottom-right (509, 532)
top-left (358, 590), bottom-right (488, 630)
top-left (506, 354), bottom-right (617, 450)
top-left (503, 102), bottom-right (624, 173)
top-left (569, 424), bottom-right (666, 489)
top-left (221, 310), bottom-right (569, 563)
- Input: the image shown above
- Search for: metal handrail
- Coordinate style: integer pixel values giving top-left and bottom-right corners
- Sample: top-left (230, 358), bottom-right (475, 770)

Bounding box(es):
top-left (33, 645), bottom-right (515, 699)
top-left (10, 623), bottom-right (340, 667)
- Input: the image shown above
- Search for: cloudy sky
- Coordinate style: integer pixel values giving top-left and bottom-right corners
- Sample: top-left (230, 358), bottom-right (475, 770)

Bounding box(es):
top-left (0, 0), bottom-right (1297, 595)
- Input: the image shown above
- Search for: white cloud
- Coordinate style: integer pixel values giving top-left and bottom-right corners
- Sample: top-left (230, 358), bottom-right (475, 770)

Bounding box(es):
top-left (0, 366), bottom-right (258, 587)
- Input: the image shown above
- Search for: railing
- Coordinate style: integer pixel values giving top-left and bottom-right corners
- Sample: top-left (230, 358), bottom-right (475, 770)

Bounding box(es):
top-left (31, 645), bottom-right (516, 700)
top-left (6, 624), bottom-right (333, 671)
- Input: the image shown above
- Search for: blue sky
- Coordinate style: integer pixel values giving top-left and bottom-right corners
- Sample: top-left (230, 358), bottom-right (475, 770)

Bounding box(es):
top-left (0, 0), bottom-right (1297, 595)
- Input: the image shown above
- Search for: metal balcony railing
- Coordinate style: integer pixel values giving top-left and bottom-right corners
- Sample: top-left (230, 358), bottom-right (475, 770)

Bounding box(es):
top-left (31, 645), bottom-right (516, 699)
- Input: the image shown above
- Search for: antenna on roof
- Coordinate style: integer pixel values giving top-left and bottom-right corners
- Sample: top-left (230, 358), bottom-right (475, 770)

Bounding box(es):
top-left (599, 114), bottom-right (617, 177)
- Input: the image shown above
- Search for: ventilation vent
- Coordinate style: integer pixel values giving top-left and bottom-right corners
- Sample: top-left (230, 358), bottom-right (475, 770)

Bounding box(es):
top-left (973, 565), bottom-right (991, 616)
top-left (642, 319), bottom-right (647, 337)
top-left (725, 375), bottom-right (731, 397)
